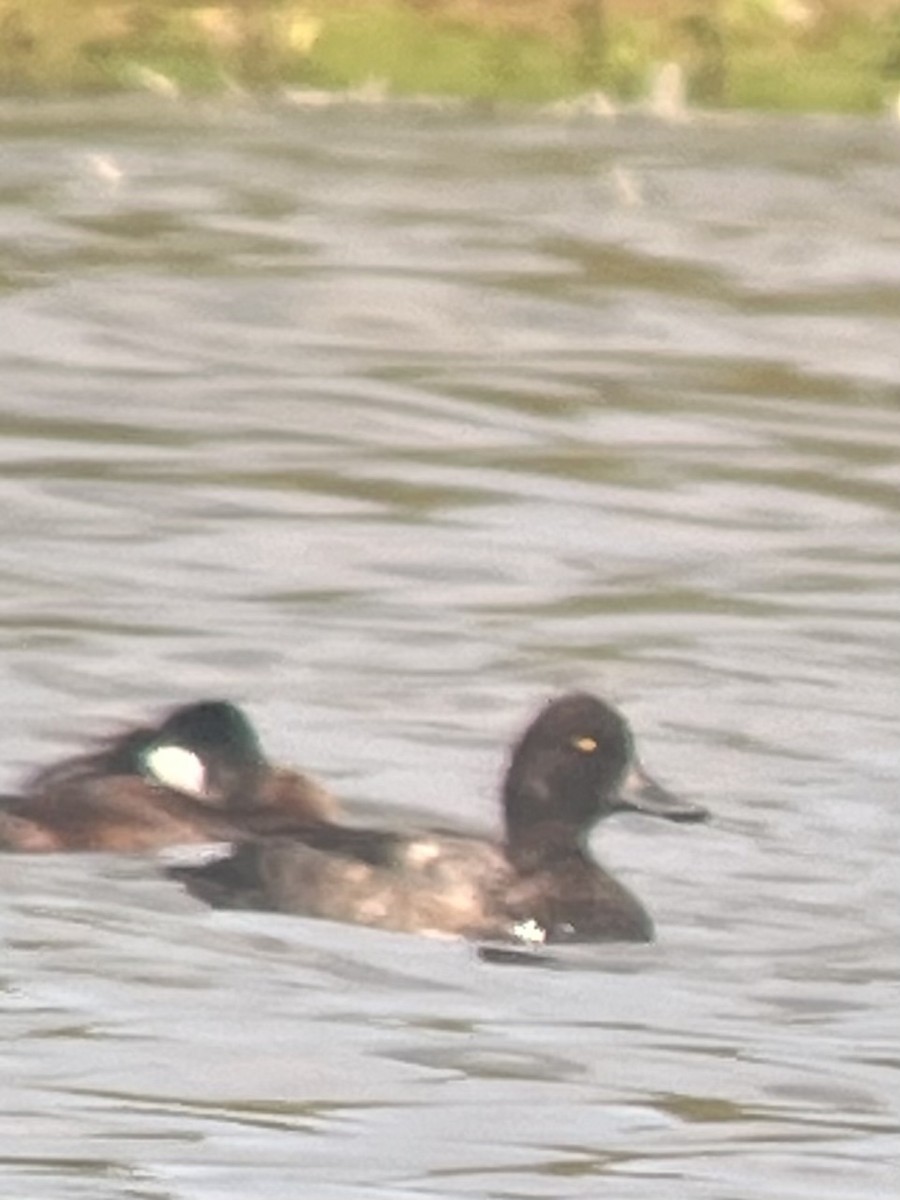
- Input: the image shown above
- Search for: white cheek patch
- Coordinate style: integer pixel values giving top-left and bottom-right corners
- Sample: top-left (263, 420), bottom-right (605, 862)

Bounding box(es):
top-left (143, 744), bottom-right (208, 798)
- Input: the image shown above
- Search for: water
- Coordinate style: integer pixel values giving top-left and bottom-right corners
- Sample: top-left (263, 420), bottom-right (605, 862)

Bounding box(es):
top-left (1, 95), bottom-right (898, 1199)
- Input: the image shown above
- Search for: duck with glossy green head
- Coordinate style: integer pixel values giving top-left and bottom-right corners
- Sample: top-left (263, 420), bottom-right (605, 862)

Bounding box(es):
top-left (0, 700), bottom-right (334, 853)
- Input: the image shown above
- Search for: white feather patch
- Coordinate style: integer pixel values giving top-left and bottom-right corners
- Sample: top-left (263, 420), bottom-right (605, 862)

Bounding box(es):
top-left (157, 841), bottom-right (234, 867)
top-left (512, 919), bottom-right (547, 945)
top-left (143, 744), bottom-right (207, 797)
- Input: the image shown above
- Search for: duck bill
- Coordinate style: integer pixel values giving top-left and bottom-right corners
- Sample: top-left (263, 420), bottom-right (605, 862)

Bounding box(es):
top-left (616, 762), bottom-right (708, 823)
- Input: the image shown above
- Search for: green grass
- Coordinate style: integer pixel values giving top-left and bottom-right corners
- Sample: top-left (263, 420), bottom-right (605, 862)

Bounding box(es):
top-left (726, 49), bottom-right (886, 113)
top-left (0, 0), bottom-right (899, 113)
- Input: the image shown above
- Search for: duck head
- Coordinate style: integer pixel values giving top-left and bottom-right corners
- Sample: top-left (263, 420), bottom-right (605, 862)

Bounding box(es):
top-left (503, 692), bottom-right (707, 864)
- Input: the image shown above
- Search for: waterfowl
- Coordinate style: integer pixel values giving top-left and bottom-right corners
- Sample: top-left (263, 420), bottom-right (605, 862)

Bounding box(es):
top-left (0, 700), bottom-right (334, 853)
top-left (171, 692), bottom-right (707, 943)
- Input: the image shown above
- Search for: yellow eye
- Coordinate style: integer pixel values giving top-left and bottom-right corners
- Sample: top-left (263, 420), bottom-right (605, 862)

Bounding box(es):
top-left (572, 736), bottom-right (597, 753)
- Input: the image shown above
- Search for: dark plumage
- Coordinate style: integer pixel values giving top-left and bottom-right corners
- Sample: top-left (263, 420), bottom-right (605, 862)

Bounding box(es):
top-left (0, 701), bottom-right (334, 853)
top-left (171, 693), bottom-right (708, 944)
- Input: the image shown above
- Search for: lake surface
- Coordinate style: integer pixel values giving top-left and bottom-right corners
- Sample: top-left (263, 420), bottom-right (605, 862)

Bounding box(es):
top-left (1, 94), bottom-right (898, 1199)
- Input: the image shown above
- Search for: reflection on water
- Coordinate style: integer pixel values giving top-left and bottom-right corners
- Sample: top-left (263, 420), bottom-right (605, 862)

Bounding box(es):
top-left (1, 98), bottom-right (898, 1199)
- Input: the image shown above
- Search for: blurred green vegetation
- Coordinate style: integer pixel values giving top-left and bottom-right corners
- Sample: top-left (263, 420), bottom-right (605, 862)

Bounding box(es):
top-left (1, 0), bottom-right (900, 111)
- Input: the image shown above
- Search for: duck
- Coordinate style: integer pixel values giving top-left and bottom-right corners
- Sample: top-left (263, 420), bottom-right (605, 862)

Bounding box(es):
top-left (0, 700), bottom-right (335, 853)
top-left (170, 692), bottom-right (708, 943)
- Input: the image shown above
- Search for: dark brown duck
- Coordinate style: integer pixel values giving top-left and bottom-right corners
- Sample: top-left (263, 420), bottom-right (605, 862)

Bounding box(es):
top-left (171, 692), bottom-right (708, 944)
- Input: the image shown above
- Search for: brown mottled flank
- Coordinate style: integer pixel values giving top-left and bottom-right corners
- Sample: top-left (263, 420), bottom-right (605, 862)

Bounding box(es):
top-left (172, 693), bottom-right (709, 945)
top-left (0, 771), bottom-right (334, 853)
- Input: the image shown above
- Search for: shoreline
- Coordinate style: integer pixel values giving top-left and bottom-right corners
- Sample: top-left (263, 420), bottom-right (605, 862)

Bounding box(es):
top-left (1, 1), bottom-right (899, 114)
